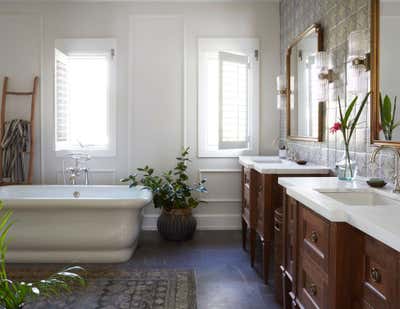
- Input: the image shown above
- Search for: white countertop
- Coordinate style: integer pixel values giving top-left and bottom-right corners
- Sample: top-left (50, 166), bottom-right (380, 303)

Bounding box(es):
top-left (278, 176), bottom-right (400, 252)
top-left (238, 156), bottom-right (330, 174)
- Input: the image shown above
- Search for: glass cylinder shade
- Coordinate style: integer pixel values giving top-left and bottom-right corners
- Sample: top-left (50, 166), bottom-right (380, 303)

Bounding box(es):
top-left (315, 51), bottom-right (331, 102)
top-left (277, 94), bottom-right (284, 110)
top-left (316, 51), bottom-right (330, 73)
top-left (348, 29), bottom-right (369, 60)
top-left (276, 75), bottom-right (286, 91)
top-left (276, 75), bottom-right (286, 110)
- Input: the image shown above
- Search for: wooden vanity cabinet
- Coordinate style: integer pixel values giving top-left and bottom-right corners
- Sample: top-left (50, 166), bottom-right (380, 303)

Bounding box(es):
top-left (281, 191), bottom-right (400, 309)
top-left (241, 167), bottom-right (328, 285)
top-left (353, 235), bottom-right (400, 309)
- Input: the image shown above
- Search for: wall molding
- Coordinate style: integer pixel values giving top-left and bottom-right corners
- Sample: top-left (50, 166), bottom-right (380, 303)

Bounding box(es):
top-left (56, 168), bottom-right (117, 184)
top-left (142, 213), bottom-right (241, 231)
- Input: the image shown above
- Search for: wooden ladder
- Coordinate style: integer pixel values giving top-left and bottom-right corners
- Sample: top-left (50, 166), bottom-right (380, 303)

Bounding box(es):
top-left (0, 76), bottom-right (39, 185)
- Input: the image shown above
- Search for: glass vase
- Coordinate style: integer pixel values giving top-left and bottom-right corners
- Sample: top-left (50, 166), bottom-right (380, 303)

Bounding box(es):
top-left (336, 152), bottom-right (357, 181)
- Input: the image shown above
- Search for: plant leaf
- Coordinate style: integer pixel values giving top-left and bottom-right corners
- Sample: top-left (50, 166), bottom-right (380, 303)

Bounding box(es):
top-left (382, 95), bottom-right (392, 124)
top-left (343, 96), bottom-right (358, 128)
top-left (348, 92), bottom-right (371, 141)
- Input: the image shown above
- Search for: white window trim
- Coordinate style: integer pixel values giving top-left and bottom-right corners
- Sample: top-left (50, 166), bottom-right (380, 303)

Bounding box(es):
top-left (198, 38), bottom-right (260, 158)
top-left (54, 38), bottom-right (117, 158)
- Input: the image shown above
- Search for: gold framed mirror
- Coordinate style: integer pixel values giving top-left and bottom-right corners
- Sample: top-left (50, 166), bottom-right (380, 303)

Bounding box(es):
top-left (371, 0), bottom-right (400, 146)
top-left (286, 24), bottom-right (324, 142)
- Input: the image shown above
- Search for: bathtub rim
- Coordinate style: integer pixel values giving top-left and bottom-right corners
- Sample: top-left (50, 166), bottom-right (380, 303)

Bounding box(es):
top-left (0, 185), bottom-right (153, 209)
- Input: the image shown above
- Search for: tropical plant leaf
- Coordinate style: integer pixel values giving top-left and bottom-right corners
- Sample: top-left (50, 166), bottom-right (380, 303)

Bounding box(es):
top-left (382, 95), bottom-right (392, 124)
top-left (343, 96), bottom-right (358, 128)
top-left (348, 92), bottom-right (371, 141)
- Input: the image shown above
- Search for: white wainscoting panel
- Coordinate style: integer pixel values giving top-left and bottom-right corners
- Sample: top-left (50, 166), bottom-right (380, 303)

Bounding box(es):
top-left (142, 168), bottom-right (242, 230)
top-left (56, 169), bottom-right (117, 185)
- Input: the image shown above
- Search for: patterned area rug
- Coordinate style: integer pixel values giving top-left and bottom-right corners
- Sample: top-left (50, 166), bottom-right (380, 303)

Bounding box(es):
top-left (6, 268), bottom-right (197, 309)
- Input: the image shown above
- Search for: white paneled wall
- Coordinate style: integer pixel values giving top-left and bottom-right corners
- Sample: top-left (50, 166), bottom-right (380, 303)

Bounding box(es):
top-left (128, 15), bottom-right (184, 171)
top-left (0, 14), bottom-right (42, 183)
top-left (0, 1), bottom-right (280, 230)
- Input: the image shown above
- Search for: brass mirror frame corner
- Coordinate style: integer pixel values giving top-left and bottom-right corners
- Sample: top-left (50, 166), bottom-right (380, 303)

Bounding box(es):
top-left (370, 0), bottom-right (400, 147)
top-left (286, 23), bottom-right (324, 143)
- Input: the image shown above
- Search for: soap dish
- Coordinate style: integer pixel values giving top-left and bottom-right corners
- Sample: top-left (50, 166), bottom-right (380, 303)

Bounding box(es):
top-left (296, 160), bottom-right (307, 165)
top-left (367, 178), bottom-right (387, 188)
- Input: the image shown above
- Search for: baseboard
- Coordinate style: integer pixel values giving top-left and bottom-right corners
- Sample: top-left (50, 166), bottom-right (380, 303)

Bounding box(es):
top-left (142, 213), bottom-right (241, 231)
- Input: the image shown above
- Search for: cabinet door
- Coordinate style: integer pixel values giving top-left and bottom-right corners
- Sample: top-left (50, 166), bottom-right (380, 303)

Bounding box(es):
top-left (359, 236), bottom-right (400, 309)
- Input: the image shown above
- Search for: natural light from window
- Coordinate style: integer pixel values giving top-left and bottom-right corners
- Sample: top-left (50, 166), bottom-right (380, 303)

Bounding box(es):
top-left (68, 54), bottom-right (109, 147)
top-left (54, 39), bottom-right (115, 155)
top-left (198, 38), bottom-right (259, 157)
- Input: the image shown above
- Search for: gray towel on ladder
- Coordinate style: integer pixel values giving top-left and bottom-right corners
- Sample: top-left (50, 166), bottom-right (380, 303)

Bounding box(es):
top-left (1, 119), bottom-right (30, 183)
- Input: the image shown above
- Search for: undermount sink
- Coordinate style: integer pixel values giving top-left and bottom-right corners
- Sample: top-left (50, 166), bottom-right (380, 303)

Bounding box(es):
top-left (317, 190), bottom-right (399, 206)
top-left (251, 157), bottom-right (282, 164)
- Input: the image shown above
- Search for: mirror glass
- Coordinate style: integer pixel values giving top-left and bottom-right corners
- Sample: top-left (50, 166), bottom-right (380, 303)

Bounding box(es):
top-left (287, 25), bottom-right (322, 141)
top-left (378, 1), bottom-right (400, 142)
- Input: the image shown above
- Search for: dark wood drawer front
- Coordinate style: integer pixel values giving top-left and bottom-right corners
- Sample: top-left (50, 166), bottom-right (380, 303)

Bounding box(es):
top-left (300, 206), bottom-right (330, 271)
top-left (242, 187), bottom-right (250, 224)
top-left (256, 175), bottom-right (264, 235)
top-left (286, 196), bottom-right (298, 280)
top-left (361, 236), bottom-right (399, 309)
top-left (243, 167), bottom-right (251, 189)
top-left (298, 254), bottom-right (328, 309)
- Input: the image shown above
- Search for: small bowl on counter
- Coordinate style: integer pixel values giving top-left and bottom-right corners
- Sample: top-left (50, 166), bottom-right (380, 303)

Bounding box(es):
top-left (366, 178), bottom-right (387, 188)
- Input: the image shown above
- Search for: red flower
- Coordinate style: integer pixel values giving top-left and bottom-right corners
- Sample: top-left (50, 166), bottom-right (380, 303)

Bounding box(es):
top-left (330, 122), bottom-right (341, 134)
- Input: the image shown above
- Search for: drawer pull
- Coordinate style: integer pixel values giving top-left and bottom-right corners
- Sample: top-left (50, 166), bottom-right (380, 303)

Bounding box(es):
top-left (310, 231), bottom-right (318, 243)
top-left (308, 284), bottom-right (317, 296)
top-left (258, 185), bottom-right (263, 193)
top-left (274, 222), bottom-right (280, 231)
top-left (370, 267), bottom-right (381, 283)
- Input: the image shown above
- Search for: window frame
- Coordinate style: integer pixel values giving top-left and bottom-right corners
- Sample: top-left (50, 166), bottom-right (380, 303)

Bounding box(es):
top-left (198, 38), bottom-right (260, 158)
top-left (54, 38), bottom-right (117, 158)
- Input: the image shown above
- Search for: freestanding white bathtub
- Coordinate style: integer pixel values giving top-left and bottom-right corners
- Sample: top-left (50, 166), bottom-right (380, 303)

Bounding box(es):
top-left (0, 185), bottom-right (152, 263)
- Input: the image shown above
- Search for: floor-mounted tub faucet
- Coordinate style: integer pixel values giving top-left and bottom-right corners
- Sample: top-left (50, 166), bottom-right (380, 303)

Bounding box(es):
top-left (63, 153), bottom-right (90, 185)
top-left (370, 145), bottom-right (400, 193)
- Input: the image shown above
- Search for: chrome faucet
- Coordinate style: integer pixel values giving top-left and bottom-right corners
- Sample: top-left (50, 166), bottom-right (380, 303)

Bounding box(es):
top-left (66, 166), bottom-right (89, 185)
top-left (63, 153), bottom-right (90, 185)
top-left (370, 145), bottom-right (400, 193)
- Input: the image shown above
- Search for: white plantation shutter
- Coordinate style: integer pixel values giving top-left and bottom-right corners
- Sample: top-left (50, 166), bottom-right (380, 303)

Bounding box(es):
top-left (55, 48), bottom-right (70, 144)
top-left (218, 51), bottom-right (249, 149)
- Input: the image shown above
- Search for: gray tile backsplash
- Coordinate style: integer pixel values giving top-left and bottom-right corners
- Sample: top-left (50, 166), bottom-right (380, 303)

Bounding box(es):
top-left (279, 0), bottom-right (395, 181)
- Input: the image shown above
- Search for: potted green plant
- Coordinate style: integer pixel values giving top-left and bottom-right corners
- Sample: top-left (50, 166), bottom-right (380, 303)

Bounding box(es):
top-left (121, 147), bottom-right (207, 241)
top-left (0, 204), bottom-right (86, 309)
top-left (379, 94), bottom-right (400, 141)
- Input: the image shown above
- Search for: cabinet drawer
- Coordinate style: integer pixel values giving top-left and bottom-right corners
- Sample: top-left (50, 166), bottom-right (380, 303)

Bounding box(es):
top-left (298, 253), bottom-right (328, 309)
top-left (242, 187), bottom-right (250, 224)
top-left (299, 206), bottom-right (330, 271)
top-left (361, 236), bottom-right (399, 308)
top-left (256, 175), bottom-right (265, 234)
top-left (243, 167), bottom-right (251, 189)
top-left (286, 196), bottom-right (298, 280)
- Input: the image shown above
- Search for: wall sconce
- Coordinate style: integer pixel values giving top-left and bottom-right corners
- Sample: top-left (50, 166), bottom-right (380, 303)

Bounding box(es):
top-left (348, 29), bottom-right (370, 71)
top-left (276, 75), bottom-right (294, 110)
top-left (347, 29), bottom-right (370, 94)
top-left (315, 51), bottom-right (335, 102)
top-left (316, 51), bottom-right (336, 83)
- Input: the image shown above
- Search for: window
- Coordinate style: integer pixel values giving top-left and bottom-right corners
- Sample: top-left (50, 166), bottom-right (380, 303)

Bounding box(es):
top-left (54, 39), bottom-right (116, 156)
top-left (198, 38), bottom-right (259, 157)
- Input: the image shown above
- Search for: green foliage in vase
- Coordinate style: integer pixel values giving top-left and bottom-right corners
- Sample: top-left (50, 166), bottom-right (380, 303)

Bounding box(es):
top-left (379, 94), bottom-right (400, 141)
top-left (0, 203), bottom-right (86, 309)
top-left (121, 147), bottom-right (207, 210)
top-left (330, 92), bottom-right (371, 177)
